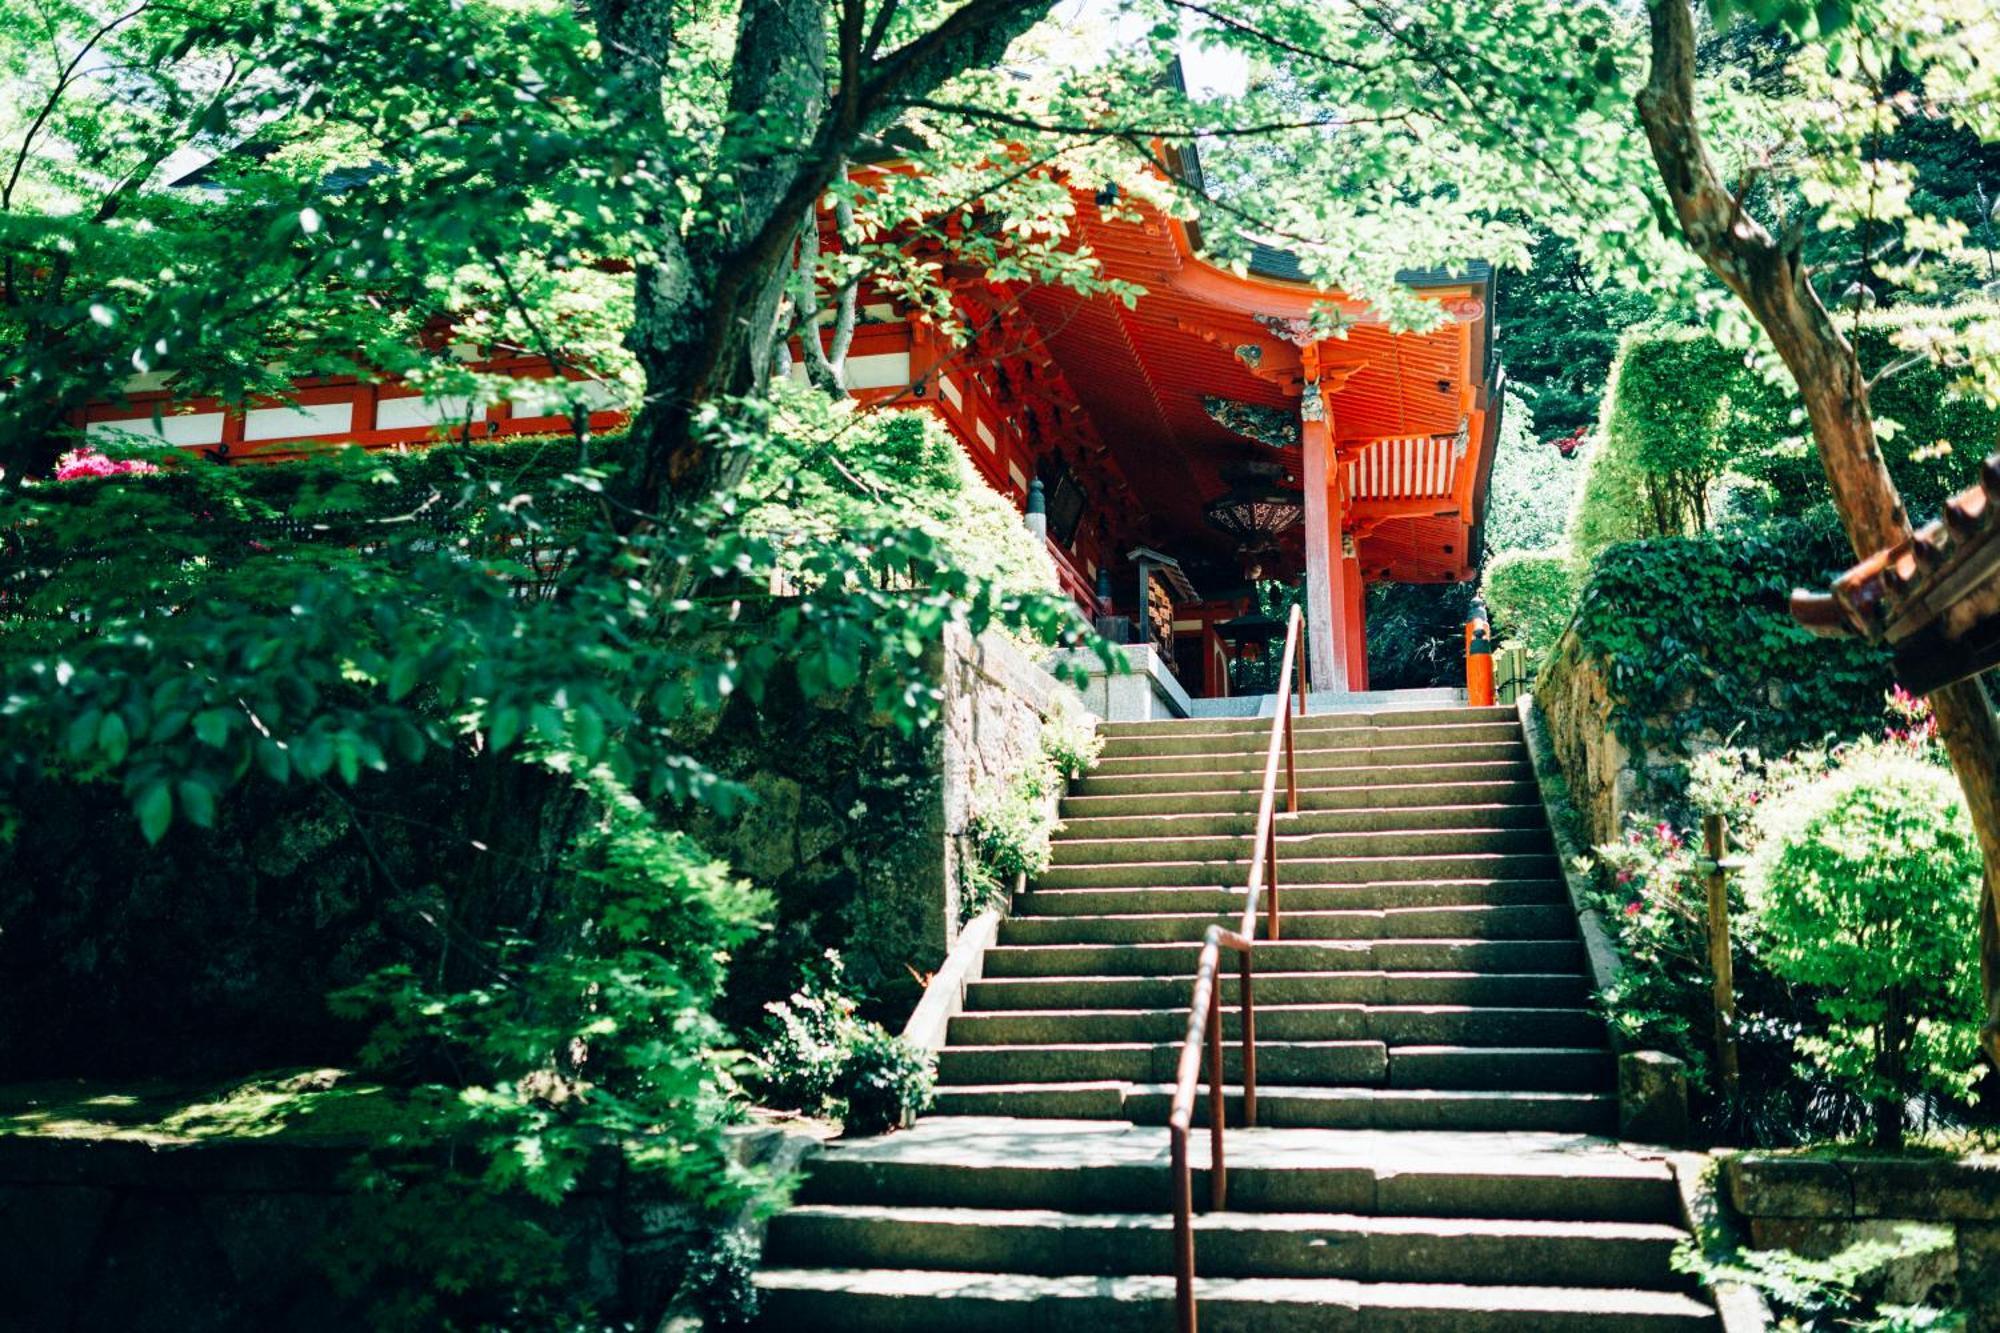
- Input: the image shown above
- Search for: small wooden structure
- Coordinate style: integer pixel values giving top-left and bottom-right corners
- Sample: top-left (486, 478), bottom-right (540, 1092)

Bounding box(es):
top-left (1792, 453), bottom-right (2000, 694)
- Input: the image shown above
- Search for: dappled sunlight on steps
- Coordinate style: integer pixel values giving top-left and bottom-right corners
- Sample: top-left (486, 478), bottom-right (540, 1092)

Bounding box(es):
top-left (753, 701), bottom-right (1718, 1329)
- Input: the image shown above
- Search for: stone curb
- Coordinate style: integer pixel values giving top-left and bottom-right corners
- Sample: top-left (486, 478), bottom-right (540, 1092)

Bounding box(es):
top-left (1518, 693), bottom-right (1691, 1145)
top-left (1668, 1151), bottom-right (1775, 1333)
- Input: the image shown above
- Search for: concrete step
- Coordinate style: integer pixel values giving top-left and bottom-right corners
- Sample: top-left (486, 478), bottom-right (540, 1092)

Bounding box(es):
top-left (964, 970), bottom-right (1594, 1010)
top-left (765, 1204), bottom-right (1687, 1287)
top-left (1089, 740), bottom-right (1528, 776)
top-left (1074, 760), bottom-right (1532, 798)
top-left (945, 1004), bottom-right (1605, 1049)
top-left (979, 939), bottom-right (1585, 979)
top-left (1018, 880), bottom-right (1569, 915)
top-left (1056, 803), bottom-right (1550, 841)
top-left (934, 1042), bottom-right (1610, 1092)
top-left (1034, 851), bottom-right (1561, 889)
top-left (753, 1267), bottom-right (1717, 1332)
top-left (1061, 779), bottom-right (1543, 819)
top-left (1098, 721), bottom-right (1524, 761)
top-left (997, 904), bottom-right (1579, 946)
top-left (933, 1083), bottom-right (1618, 1133)
top-left (793, 1118), bottom-right (1683, 1222)
top-left (1101, 705), bottom-right (1518, 737)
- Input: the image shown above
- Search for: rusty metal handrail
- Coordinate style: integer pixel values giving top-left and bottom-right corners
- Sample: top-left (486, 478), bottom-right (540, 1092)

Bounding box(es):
top-left (1168, 602), bottom-right (1304, 1333)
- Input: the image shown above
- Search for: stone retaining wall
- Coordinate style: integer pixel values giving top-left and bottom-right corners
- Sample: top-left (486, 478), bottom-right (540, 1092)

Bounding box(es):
top-left (1534, 626), bottom-right (1638, 847)
top-left (1726, 1152), bottom-right (1997, 1326)
top-left (0, 1123), bottom-right (815, 1333)
top-left (695, 627), bottom-right (1085, 1021)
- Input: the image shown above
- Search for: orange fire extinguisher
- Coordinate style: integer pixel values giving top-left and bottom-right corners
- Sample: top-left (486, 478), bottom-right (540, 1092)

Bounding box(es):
top-left (1465, 599), bottom-right (1495, 708)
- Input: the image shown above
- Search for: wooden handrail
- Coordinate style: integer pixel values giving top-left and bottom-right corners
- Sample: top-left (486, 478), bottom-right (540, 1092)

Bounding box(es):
top-left (1169, 603), bottom-right (1305, 1333)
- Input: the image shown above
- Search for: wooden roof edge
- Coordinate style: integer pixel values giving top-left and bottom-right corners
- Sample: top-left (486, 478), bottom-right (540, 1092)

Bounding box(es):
top-left (1793, 450), bottom-right (2000, 689)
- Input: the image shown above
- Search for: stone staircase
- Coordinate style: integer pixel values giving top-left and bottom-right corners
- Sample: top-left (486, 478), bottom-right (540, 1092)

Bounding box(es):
top-left (755, 703), bottom-right (1718, 1330)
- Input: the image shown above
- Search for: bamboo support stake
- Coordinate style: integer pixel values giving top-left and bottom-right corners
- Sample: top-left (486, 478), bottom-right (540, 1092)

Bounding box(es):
top-left (1703, 813), bottom-right (1742, 1103)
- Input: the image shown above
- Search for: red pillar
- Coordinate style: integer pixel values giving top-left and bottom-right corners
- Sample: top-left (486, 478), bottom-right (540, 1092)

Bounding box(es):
top-left (1299, 350), bottom-right (1349, 694)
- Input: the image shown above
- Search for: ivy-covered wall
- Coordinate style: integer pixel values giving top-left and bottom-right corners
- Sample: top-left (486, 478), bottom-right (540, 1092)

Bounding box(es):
top-left (1535, 526), bottom-right (1894, 842)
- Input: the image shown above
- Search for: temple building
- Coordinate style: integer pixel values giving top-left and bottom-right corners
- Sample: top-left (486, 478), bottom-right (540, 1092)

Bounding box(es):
top-left (76, 173), bottom-right (1501, 712)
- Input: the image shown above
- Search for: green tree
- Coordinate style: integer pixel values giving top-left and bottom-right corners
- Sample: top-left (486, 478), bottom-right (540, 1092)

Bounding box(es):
top-left (1494, 230), bottom-right (1651, 443)
top-left (1749, 746), bottom-right (1984, 1149)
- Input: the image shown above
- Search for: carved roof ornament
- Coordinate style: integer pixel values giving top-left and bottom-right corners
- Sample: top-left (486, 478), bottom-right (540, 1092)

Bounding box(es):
top-left (1254, 314), bottom-right (1317, 347)
top-left (1202, 396), bottom-right (1300, 451)
top-left (1299, 380), bottom-right (1326, 423)
top-left (1443, 297), bottom-right (1487, 324)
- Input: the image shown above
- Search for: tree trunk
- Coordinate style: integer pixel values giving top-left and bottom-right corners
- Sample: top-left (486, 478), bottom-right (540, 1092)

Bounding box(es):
top-left (588, 0), bottom-right (1057, 518)
top-left (1875, 987), bottom-right (1908, 1151)
top-left (1639, 0), bottom-right (2000, 1065)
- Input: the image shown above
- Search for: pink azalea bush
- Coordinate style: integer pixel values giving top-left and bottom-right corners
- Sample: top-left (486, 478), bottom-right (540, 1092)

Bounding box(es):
top-left (51, 448), bottom-right (160, 481)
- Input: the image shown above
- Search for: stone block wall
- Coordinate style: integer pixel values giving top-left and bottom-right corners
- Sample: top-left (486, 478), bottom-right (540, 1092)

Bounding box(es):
top-left (1725, 1153), bottom-right (1991, 1325)
top-left (938, 626), bottom-right (1090, 935)
top-left (0, 1123), bottom-right (816, 1333)
top-left (695, 627), bottom-right (1085, 1024)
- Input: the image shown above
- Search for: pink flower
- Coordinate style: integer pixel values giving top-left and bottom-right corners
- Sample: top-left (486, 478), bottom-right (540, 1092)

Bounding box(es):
top-left (1614, 868), bottom-right (1634, 886)
top-left (1624, 901), bottom-right (1642, 917)
top-left (52, 448), bottom-right (159, 481)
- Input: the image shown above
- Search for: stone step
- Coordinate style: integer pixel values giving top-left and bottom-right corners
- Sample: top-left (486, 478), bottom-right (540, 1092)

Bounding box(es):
top-left (1098, 721), bottom-right (1524, 760)
top-left (753, 1268), bottom-right (1716, 1332)
top-left (932, 1083), bottom-right (1618, 1134)
top-left (945, 1004), bottom-right (1604, 1049)
top-left (979, 939), bottom-right (1585, 979)
top-left (793, 1119), bottom-right (1683, 1222)
top-left (1074, 760), bottom-right (1533, 798)
top-left (933, 1042), bottom-right (1610, 1091)
top-left (963, 970), bottom-right (1594, 1010)
top-left (936, 1039), bottom-right (1388, 1087)
top-left (1101, 705), bottom-right (1519, 737)
top-left (765, 1204), bottom-right (1688, 1287)
top-left (1049, 826), bottom-right (1554, 868)
top-left (1061, 779), bottom-right (1544, 819)
top-left (1018, 880), bottom-right (1569, 915)
top-left (997, 904), bottom-right (1578, 946)
top-left (1035, 851), bottom-right (1561, 889)
top-left (1056, 803), bottom-right (1550, 841)
top-left (1089, 740), bottom-right (1528, 776)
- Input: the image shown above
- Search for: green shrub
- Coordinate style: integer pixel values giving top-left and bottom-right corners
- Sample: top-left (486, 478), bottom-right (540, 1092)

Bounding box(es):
top-left (753, 951), bottom-right (934, 1135)
top-left (1482, 549), bottom-right (1576, 661)
top-left (1747, 746), bottom-right (1984, 1148)
top-left (963, 710), bottom-right (1097, 914)
top-left (967, 766), bottom-right (1056, 882)
top-left (834, 1026), bottom-right (936, 1136)
top-left (1590, 818), bottom-right (1718, 1086)
top-left (1041, 709), bottom-right (1102, 781)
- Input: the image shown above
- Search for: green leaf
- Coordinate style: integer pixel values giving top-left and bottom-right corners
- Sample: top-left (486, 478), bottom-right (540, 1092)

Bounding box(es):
top-left (98, 711), bottom-right (129, 765)
top-left (177, 778), bottom-right (216, 829)
top-left (194, 708), bottom-right (233, 748)
top-left (136, 782), bottom-right (173, 844)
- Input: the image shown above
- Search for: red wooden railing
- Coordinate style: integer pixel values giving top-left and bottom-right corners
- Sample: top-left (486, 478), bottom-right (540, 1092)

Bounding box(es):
top-left (1168, 603), bottom-right (1305, 1332)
